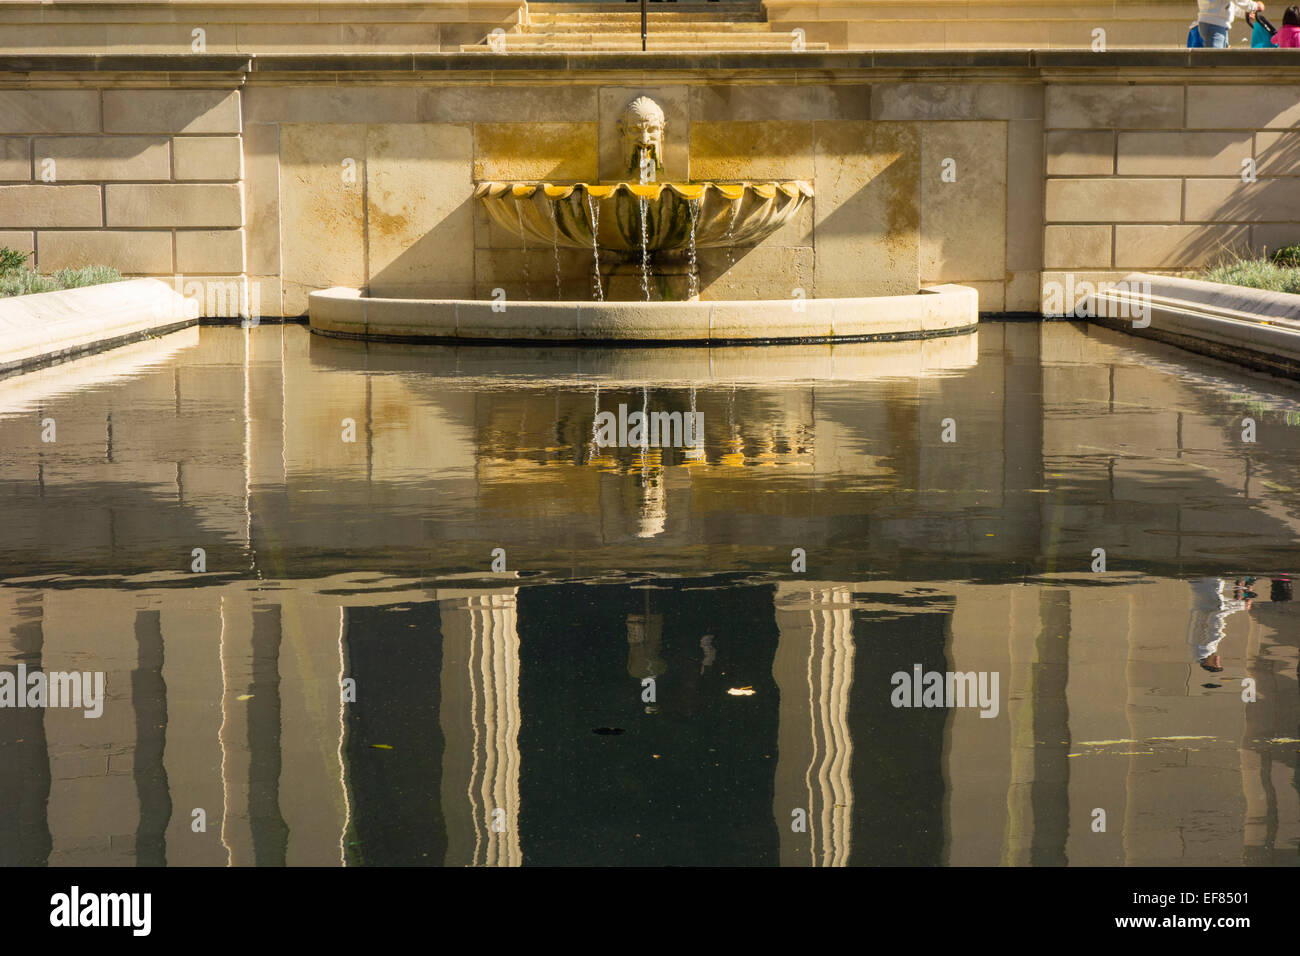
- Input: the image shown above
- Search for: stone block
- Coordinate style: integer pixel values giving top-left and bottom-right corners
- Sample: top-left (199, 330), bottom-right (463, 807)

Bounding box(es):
top-left (0, 91), bottom-right (100, 135)
top-left (242, 123), bottom-right (280, 277)
top-left (173, 136), bottom-right (243, 181)
top-left (176, 229), bottom-right (245, 274)
top-left (920, 121), bottom-right (1007, 283)
top-left (105, 183), bottom-right (242, 227)
top-left (1186, 85), bottom-right (1300, 130)
top-left (366, 123), bottom-right (475, 299)
top-left (420, 85), bottom-right (597, 124)
top-left (245, 86), bottom-right (418, 125)
top-left (31, 136), bottom-right (170, 181)
top-left (1045, 130), bottom-right (1114, 175)
top-left (812, 120), bottom-right (920, 297)
top-left (1045, 178), bottom-right (1182, 222)
top-left (1045, 225), bottom-right (1112, 268)
top-left (103, 90), bottom-right (241, 135)
top-left (36, 230), bottom-right (173, 274)
top-left (1253, 131), bottom-right (1300, 177)
top-left (0, 138), bottom-right (30, 181)
top-left (1113, 224), bottom-right (1251, 269)
top-left (1116, 131), bottom-right (1253, 176)
top-left (1184, 179), bottom-right (1300, 222)
top-left (0, 184), bottom-right (101, 227)
top-left (473, 122), bottom-right (598, 182)
top-left (690, 84), bottom-right (871, 123)
top-left (689, 120), bottom-right (815, 182)
top-left (279, 123), bottom-right (367, 316)
top-left (1045, 85), bottom-right (1183, 129)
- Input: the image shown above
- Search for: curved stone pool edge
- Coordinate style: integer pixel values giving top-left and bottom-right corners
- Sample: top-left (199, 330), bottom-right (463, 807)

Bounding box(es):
top-left (307, 283), bottom-right (978, 346)
top-left (0, 278), bottom-right (197, 378)
top-left (1089, 273), bottom-right (1300, 382)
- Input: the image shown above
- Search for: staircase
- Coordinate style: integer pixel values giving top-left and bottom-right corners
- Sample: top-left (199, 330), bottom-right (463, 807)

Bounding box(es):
top-left (462, 1), bottom-right (829, 52)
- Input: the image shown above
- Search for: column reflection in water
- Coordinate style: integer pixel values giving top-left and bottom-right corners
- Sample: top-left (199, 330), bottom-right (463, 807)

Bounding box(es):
top-left (439, 589), bottom-right (522, 867)
top-left (772, 583), bottom-right (855, 867)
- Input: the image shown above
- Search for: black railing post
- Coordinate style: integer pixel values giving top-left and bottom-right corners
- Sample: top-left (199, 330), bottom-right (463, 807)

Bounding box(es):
top-left (641, 0), bottom-right (647, 50)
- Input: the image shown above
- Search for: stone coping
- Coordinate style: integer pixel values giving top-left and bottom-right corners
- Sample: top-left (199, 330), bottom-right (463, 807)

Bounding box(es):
top-left (5, 50), bottom-right (1300, 74)
top-left (1089, 272), bottom-right (1300, 381)
top-left (0, 278), bottom-right (198, 377)
top-left (307, 284), bottom-right (978, 345)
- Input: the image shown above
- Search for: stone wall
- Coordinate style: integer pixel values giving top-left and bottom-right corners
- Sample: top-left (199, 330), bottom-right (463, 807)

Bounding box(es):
top-left (1043, 83), bottom-right (1300, 312)
top-left (0, 1), bottom-right (523, 54)
top-left (1, 53), bottom-right (1298, 317)
top-left (0, 1), bottom-right (1201, 53)
top-left (765, 0), bottom-right (1197, 50)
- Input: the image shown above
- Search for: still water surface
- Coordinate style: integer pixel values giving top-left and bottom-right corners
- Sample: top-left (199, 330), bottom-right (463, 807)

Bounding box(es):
top-left (0, 321), bottom-right (1297, 866)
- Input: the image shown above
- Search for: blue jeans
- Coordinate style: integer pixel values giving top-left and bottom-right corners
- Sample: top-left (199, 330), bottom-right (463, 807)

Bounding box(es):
top-left (1198, 22), bottom-right (1230, 47)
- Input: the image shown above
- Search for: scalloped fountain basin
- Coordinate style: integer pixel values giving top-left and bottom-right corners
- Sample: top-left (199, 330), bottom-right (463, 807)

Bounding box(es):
top-left (475, 181), bottom-right (813, 253)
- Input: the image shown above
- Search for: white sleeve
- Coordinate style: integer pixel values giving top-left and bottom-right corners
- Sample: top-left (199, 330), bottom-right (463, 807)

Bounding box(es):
top-left (1231, 0), bottom-right (1262, 12)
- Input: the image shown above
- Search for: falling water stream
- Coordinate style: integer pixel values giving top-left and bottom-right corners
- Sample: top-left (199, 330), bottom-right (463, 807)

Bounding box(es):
top-left (687, 198), bottom-right (700, 300)
top-left (514, 200), bottom-right (530, 299)
top-left (638, 198), bottom-right (651, 302)
top-left (550, 208), bottom-right (563, 300)
top-left (587, 193), bottom-right (603, 302)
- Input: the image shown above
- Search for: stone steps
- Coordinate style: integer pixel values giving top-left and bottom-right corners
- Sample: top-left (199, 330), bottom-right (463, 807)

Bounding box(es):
top-left (470, 2), bottom-right (815, 52)
top-left (529, 20), bottom-right (774, 32)
top-left (462, 38), bottom-right (829, 50)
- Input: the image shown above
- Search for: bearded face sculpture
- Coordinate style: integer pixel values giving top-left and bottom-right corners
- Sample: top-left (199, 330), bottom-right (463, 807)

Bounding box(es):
top-left (619, 96), bottom-right (666, 181)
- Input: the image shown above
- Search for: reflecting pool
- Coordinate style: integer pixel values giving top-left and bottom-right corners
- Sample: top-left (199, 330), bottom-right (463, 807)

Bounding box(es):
top-left (1, 322), bottom-right (1298, 866)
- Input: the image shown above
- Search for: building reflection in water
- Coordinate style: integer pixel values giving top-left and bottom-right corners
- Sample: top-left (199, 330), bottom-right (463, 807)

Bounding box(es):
top-left (0, 322), bottom-right (1298, 865)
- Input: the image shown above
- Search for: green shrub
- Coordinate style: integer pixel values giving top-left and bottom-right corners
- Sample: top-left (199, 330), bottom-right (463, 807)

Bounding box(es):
top-left (1200, 257), bottom-right (1300, 295)
top-left (1270, 244), bottom-right (1300, 268)
top-left (0, 246), bottom-right (31, 273)
top-left (0, 260), bottom-right (124, 299)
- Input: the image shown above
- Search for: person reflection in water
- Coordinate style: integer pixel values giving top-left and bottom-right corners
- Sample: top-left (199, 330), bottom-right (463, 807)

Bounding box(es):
top-left (1187, 577), bottom-right (1256, 673)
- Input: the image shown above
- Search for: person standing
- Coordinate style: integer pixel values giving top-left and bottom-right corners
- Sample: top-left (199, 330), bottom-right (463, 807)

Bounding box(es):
top-left (1198, 0), bottom-right (1266, 46)
top-left (1278, 6), bottom-right (1300, 45)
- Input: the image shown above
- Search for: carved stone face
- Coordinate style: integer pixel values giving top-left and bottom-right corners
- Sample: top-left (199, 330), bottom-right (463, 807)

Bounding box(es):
top-left (619, 96), bottom-right (666, 176)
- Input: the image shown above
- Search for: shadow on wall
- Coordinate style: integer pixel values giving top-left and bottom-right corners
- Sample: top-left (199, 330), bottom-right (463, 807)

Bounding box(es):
top-left (1144, 131), bottom-right (1300, 270)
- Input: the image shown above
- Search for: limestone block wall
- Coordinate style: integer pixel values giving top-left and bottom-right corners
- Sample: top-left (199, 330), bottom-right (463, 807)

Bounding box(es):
top-left (764, 0), bottom-right (1199, 50)
top-left (0, 1), bottom-right (524, 54)
top-left (1042, 81), bottom-right (1300, 313)
top-left (0, 86), bottom-right (248, 315)
top-left (2, 55), bottom-right (1299, 318)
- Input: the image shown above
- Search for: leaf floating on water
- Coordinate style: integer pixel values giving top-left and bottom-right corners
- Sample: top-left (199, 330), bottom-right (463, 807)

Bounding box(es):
top-left (371, 744), bottom-right (394, 750)
top-left (727, 686), bottom-right (756, 696)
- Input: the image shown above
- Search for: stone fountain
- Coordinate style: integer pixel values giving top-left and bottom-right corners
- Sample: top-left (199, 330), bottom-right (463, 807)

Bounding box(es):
top-left (307, 94), bottom-right (978, 345)
top-left (474, 96), bottom-right (813, 301)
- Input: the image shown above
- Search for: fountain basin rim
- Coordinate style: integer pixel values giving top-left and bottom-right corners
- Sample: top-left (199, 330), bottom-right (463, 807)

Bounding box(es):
top-left (474, 180), bottom-right (814, 201)
top-left (308, 284), bottom-right (978, 346)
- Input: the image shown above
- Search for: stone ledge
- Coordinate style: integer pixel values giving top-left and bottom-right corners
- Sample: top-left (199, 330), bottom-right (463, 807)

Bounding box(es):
top-left (5, 50), bottom-right (1300, 74)
top-left (1088, 272), bottom-right (1300, 380)
top-left (307, 283), bottom-right (978, 345)
top-left (0, 278), bottom-right (198, 376)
